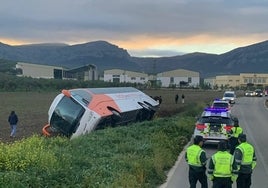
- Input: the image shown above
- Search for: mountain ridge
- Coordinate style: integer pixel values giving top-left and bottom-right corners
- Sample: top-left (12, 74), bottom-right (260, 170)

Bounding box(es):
top-left (1, 40), bottom-right (268, 78)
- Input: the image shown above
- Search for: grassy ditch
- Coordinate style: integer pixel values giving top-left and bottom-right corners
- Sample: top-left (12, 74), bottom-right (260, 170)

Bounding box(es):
top-left (0, 102), bottom-right (204, 187)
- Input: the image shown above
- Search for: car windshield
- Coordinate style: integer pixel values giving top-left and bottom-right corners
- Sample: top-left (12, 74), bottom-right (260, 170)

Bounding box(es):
top-left (199, 116), bottom-right (232, 124)
top-left (213, 102), bottom-right (228, 108)
top-left (50, 96), bottom-right (85, 137)
top-left (224, 93), bottom-right (234, 97)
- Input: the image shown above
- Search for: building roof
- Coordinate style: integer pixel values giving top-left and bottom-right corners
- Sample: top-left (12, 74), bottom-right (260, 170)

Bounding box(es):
top-left (104, 69), bottom-right (148, 77)
top-left (66, 64), bottom-right (97, 73)
top-left (157, 69), bottom-right (199, 77)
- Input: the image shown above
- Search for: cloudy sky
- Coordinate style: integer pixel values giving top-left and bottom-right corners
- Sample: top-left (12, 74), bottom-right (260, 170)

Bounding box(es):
top-left (1, 0), bottom-right (268, 57)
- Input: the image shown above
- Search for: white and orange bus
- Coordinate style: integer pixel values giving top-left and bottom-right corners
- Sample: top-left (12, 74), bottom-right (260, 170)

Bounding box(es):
top-left (42, 87), bottom-right (159, 139)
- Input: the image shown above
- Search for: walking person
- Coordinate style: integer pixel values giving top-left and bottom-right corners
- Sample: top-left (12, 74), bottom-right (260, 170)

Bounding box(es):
top-left (175, 94), bottom-right (179, 104)
top-left (234, 134), bottom-right (257, 188)
top-left (208, 140), bottom-right (238, 188)
top-left (8, 111), bottom-right (18, 138)
top-left (182, 94), bottom-right (185, 104)
top-left (228, 117), bottom-right (243, 154)
top-left (185, 135), bottom-right (208, 188)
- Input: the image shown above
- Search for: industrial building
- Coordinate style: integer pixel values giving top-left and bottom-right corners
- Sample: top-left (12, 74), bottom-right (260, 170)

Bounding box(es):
top-left (104, 69), bottom-right (149, 84)
top-left (204, 73), bottom-right (268, 88)
top-left (16, 62), bottom-right (98, 81)
top-left (156, 69), bottom-right (200, 87)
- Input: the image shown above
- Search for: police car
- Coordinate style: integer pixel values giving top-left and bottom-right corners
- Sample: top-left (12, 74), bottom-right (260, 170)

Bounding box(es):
top-left (211, 99), bottom-right (231, 113)
top-left (194, 108), bottom-right (234, 145)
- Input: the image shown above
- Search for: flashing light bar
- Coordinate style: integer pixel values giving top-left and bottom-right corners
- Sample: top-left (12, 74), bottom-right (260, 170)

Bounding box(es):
top-left (204, 107), bottom-right (228, 113)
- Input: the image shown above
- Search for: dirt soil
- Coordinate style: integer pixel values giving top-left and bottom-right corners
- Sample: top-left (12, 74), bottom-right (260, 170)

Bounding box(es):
top-left (0, 89), bottom-right (223, 144)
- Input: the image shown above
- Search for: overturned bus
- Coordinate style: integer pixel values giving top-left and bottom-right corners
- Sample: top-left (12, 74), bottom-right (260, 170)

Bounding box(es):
top-left (42, 87), bottom-right (159, 139)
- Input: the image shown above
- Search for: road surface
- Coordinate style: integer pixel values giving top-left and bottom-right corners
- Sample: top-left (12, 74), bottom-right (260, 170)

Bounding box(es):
top-left (161, 96), bottom-right (268, 188)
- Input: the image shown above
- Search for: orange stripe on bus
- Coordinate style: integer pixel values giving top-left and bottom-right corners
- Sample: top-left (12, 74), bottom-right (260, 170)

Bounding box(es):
top-left (89, 94), bottom-right (121, 116)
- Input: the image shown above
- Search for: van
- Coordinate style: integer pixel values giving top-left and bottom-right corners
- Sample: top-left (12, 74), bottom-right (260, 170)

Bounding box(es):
top-left (222, 91), bottom-right (236, 104)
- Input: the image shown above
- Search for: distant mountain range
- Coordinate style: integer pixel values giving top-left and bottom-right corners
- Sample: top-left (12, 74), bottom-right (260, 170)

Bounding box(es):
top-left (1, 40), bottom-right (268, 78)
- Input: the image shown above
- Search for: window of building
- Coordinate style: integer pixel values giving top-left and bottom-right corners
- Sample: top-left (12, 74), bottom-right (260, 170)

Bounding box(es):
top-left (54, 69), bottom-right (63, 79)
top-left (244, 78), bottom-right (248, 83)
top-left (113, 75), bottom-right (120, 78)
top-left (140, 77), bottom-right (145, 80)
top-left (188, 77), bottom-right (192, 83)
top-left (170, 77), bottom-right (174, 83)
top-left (113, 78), bottom-right (120, 83)
top-left (131, 77), bottom-right (136, 80)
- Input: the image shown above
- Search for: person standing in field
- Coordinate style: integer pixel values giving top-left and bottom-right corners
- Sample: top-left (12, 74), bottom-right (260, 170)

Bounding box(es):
top-left (8, 111), bottom-right (18, 138)
top-left (175, 94), bottom-right (179, 104)
top-left (182, 94), bottom-right (185, 104)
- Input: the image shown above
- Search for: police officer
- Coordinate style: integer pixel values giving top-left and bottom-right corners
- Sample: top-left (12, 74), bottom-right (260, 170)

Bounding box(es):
top-left (185, 135), bottom-right (208, 188)
top-left (229, 117), bottom-right (243, 154)
top-left (234, 134), bottom-right (257, 188)
top-left (208, 140), bottom-right (238, 188)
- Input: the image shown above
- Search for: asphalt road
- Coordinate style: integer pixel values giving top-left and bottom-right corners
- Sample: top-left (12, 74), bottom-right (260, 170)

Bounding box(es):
top-left (160, 96), bottom-right (268, 188)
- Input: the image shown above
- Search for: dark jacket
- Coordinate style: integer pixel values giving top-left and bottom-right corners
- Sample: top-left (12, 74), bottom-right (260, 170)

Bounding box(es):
top-left (8, 113), bottom-right (18, 125)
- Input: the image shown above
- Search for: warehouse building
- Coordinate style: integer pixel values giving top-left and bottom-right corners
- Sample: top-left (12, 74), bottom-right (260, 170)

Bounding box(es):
top-left (16, 62), bottom-right (65, 79)
top-left (104, 69), bottom-right (149, 84)
top-left (16, 62), bottom-right (98, 81)
top-left (156, 69), bottom-right (200, 87)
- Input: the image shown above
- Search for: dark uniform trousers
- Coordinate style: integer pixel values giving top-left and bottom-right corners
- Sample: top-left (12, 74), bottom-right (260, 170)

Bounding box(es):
top-left (212, 177), bottom-right (232, 188)
top-left (237, 173), bottom-right (252, 188)
top-left (229, 137), bottom-right (239, 154)
top-left (189, 167), bottom-right (208, 188)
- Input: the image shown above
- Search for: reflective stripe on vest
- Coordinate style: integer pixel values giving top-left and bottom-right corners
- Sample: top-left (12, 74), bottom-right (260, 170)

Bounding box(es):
top-left (237, 142), bottom-right (254, 165)
top-left (212, 151), bottom-right (233, 177)
top-left (186, 145), bottom-right (203, 167)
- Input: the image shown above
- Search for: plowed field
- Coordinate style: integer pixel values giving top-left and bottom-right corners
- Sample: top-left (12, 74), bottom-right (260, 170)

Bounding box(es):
top-left (0, 89), bottom-right (223, 143)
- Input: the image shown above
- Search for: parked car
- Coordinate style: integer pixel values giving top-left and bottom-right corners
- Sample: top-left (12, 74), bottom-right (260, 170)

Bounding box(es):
top-left (245, 90), bottom-right (254, 97)
top-left (194, 108), bottom-right (235, 145)
top-left (254, 89), bottom-right (263, 97)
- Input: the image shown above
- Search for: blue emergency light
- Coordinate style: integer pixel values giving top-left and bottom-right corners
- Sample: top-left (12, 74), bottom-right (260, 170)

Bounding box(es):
top-left (204, 107), bottom-right (228, 113)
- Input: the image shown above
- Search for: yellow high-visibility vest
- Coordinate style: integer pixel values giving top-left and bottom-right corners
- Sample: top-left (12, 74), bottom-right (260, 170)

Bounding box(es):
top-left (186, 145), bottom-right (204, 167)
top-left (237, 143), bottom-right (254, 165)
top-left (212, 151), bottom-right (233, 177)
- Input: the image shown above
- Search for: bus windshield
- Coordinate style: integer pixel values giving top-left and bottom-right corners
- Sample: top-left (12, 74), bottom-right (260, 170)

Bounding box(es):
top-left (50, 96), bottom-right (85, 137)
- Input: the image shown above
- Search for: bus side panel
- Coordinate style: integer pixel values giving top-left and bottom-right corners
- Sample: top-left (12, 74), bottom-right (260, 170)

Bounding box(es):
top-left (71, 109), bottom-right (101, 139)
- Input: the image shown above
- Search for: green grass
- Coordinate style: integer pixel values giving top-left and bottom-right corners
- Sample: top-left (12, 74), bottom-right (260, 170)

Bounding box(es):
top-left (0, 113), bottom-right (198, 187)
top-left (0, 89), bottom-right (222, 187)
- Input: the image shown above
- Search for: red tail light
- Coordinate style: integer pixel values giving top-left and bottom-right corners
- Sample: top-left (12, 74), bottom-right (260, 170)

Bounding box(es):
top-left (196, 124), bottom-right (207, 131)
top-left (224, 125), bottom-right (233, 131)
